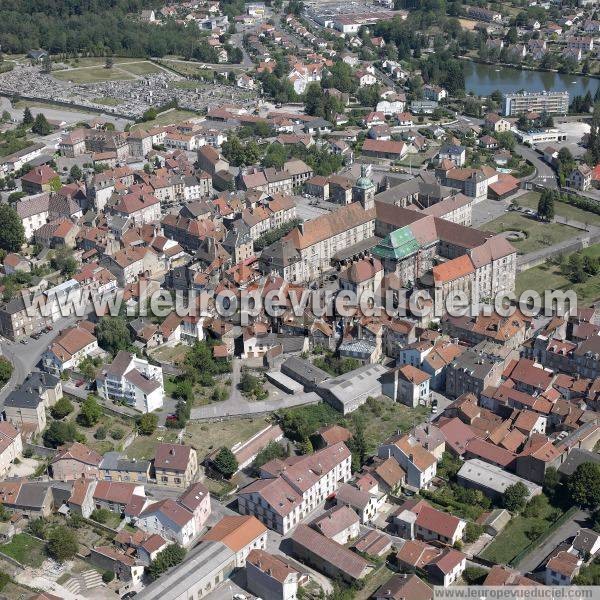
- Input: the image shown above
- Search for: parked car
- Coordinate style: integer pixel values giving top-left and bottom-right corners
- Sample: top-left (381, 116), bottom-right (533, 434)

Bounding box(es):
top-left (20, 338), bottom-right (29, 345)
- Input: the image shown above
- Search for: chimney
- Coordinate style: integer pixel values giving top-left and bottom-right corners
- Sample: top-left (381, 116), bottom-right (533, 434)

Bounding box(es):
top-left (298, 222), bottom-right (305, 236)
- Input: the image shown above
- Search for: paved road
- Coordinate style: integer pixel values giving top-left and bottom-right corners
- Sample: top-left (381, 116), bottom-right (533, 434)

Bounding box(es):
top-left (0, 314), bottom-right (78, 404)
top-left (0, 96), bottom-right (131, 130)
top-left (515, 509), bottom-right (588, 574)
top-left (514, 144), bottom-right (558, 190)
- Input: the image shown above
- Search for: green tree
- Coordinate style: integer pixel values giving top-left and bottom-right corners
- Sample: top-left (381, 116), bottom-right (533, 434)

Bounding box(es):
top-left (0, 357), bottom-right (12, 387)
top-left (51, 245), bottom-right (77, 277)
top-left (213, 447), bottom-right (238, 479)
top-left (138, 413), bottom-right (158, 436)
top-left (50, 397), bottom-right (74, 420)
top-left (567, 252), bottom-right (587, 284)
top-left (69, 164), bottom-right (82, 182)
top-left (543, 466), bottom-right (562, 502)
top-left (47, 526), bottom-right (79, 562)
top-left (43, 421), bottom-right (82, 448)
top-left (31, 113), bottom-right (52, 135)
top-left (77, 395), bottom-right (103, 427)
top-left (0, 204), bottom-right (24, 252)
top-left (584, 255), bottom-right (599, 276)
top-left (464, 522), bottom-right (484, 543)
top-left (22, 107), bottom-right (33, 126)
top-left (568, 462), bottom-right (600, 509)
top-left (105, 56), bottom-right (114, 69)
top-left (96, 316), bottom-right (132, 355)
top-left (90, 508), bottom-right (111, 524)
top-left (28, 517), bottom-right (47, 538)
top-left (252, 441), bottom-right (288, 471)
top-left (503, 481), bottom-right (529, 512)
top-left (148, 544), bottom-right (186, 580)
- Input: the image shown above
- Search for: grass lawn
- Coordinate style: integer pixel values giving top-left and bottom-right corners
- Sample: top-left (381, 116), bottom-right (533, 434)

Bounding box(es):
top-left (149, 344), bottom-right (189, 366)
top-left (186, 418), bottom-right (269, 461)
top-left (126, 430), bottom-right (180, 460)
top-left (53, 66), bottom-right (134, 83)
top-left (516, 191), bottom-right (600, 227)
top-left (516, 243), bottom-right (600, 306)
top-left (63, 57), bottom-right (139, 68)
top-left (480, 497), bottom-right (561, 564)
top-left (130, 109), bottom-right (197, 131)
top-left (93, 97), bottom-right (120, 106)
top-left (0, 139), bottom-right (33, 158)
top-left (119, 61), bottom-right (163, 76)
top-left (0, 533), bottom-right (46, 567)
top-left (483, 212), bottom-right (578, 254)
top-left (159, 60), bottom-right (219, 78)
top-left (355, 566), bottom-right (394, 600)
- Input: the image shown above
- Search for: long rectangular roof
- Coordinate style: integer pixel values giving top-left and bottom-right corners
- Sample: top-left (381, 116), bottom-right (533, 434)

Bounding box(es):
top-left (138, 541), bottom-right (235, 600)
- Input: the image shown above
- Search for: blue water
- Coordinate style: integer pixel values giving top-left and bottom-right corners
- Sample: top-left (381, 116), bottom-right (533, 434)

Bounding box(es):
top-left (464, 60), bottom-right (598, 98)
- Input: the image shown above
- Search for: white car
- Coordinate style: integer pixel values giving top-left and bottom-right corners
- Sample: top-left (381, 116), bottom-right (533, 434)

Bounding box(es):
top-left (233, 595), bottom-right (247, 600)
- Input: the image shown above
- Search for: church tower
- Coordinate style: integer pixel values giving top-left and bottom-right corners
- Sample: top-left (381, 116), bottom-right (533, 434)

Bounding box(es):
top-left (353, 164), bottom-right (376, 210)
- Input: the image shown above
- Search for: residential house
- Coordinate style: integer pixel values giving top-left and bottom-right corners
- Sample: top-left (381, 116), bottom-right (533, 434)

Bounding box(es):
top-left (153, 443), bottom-right (198, 488)
top-left (96, 350), bottom-right (164, 413)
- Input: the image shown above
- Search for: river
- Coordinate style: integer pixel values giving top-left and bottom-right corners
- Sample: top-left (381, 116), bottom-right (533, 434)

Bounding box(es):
top-left (464, 60), bottom-right (599, 98)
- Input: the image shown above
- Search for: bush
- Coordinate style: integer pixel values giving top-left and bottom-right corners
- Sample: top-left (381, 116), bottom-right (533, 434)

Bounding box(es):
top-left (147, 544), bottom-right (186, 580)
top-left (94, 426), bottom-right (107, 440)
top-left (463, 566), bottom-right (487, 585)
top-left (22, 447), bottom-right (33, 458)
top-left (50, 397), bottom-right (74, 420)
top-left (90, 508), bottom-right (111, 524)
top-left (138, 413), bottom-right (158, 436)
top-left (102, 571), bottom-right (115, 583)
top-left (43, 421), bottom-right (81, 448)
top-left (0, 571), bottom-right (9, 592)
top-left (28, 517), bottom-right (47, 539)
top-left (110, 427), bottom-right (124, 440)
top-left (464, 522), bottom-right (484, 543)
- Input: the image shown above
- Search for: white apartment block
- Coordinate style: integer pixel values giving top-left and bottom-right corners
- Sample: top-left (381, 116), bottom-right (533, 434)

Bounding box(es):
top-left (96, 351), bottom-right (164, 413)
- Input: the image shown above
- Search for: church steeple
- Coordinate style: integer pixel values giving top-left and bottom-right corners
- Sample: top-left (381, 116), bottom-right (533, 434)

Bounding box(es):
top-left (353, 164), bottom-right (376, 210)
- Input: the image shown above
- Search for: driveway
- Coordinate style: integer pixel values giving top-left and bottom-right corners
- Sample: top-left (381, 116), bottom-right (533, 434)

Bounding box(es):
top-left (514, 144), bottom-right (558, 189)
top-left (515, 509), bottom-right (588, 574)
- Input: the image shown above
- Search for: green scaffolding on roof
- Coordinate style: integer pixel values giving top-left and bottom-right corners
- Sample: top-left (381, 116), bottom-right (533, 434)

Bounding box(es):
top-left (372, 225), bottom-right (420, 260)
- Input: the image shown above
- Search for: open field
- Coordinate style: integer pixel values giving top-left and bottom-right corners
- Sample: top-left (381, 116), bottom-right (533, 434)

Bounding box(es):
top-left (52, 60), bottom-right (161, 83)
top-left (119, 61), bottom-right (163, 76)
top-left (53, 66), bottom-right (135, 84)
top-left (159, 59), bottom-right (216, 78)
top-left (126, 430), bottom-right (180, 460)
top-left (483, 211), bottom-right (578, 254)
top-left (516, 243), bottom-right (600, 306)
top-left (130, 109), bottom-right (197, 131)
top-left (60, 57), bottom-right (141, 68)
top-left (516, 191), bottom-right (600, 227)
top-left (0, 534), bottom-right (46, 568)
top-left (186, 418), bottom-right (270, 461)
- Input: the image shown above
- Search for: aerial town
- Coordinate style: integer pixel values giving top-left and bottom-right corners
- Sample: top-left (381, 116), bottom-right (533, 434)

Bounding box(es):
top-left (1, 0), bottom-right (600, 599)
